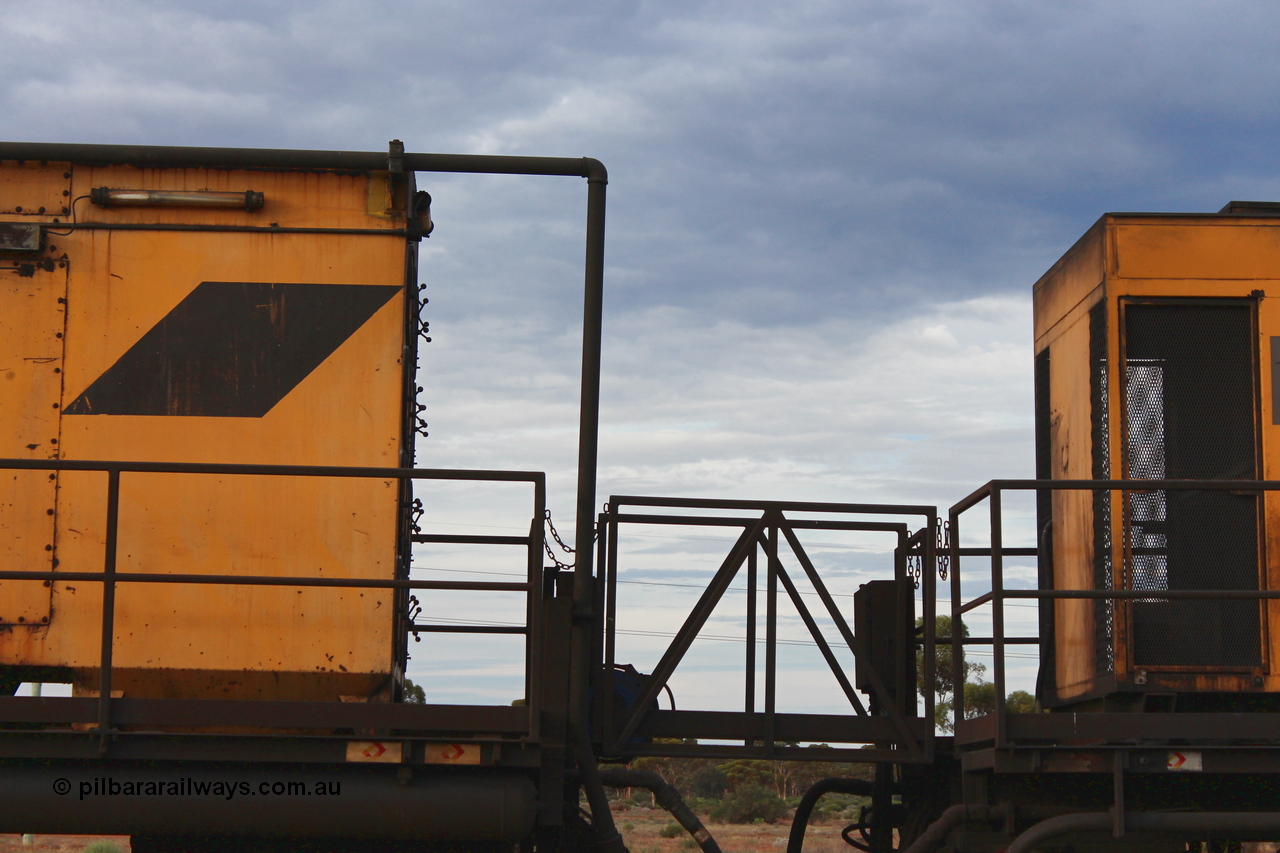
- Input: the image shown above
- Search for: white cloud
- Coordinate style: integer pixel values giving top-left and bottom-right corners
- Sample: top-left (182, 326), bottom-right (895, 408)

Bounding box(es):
top-left (4, 0), bottom-right (1274, 711)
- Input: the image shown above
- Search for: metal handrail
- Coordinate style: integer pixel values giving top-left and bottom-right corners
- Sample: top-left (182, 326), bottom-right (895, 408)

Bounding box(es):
top-left (0, 457), bottom-right (547, 745)
top-left (600, 495), bottom-right (938, 762)
top-left (947, 477), bottom-right (1280, 745)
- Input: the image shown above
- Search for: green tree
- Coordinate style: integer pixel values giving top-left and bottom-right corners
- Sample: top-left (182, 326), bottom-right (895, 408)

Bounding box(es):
top-left (708, 784), bottom-right (787, 824)
top-left (916, 615), bottom-right (986, 730)
top-left (917, 616), bottom-right (1038, 731)
top-left (717, 758), bottom-right (774, 793)
top-left (1006, 690), bottom-right (1036, 714)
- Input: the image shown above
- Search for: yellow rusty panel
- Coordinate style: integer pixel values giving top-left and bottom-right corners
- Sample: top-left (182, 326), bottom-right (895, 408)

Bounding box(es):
top-left (70, 166), bottom-right (402, 231)
top-left (0, 217), bottom-right (407, 699)
top-left (0, 161), bottom-right (71, 219)
top-left (1047, 313), bottom-right (1097, 699)
top-left (1033, 219), bottom-right (1105, 346)
top-left (1260, 293), bottom-right (1280, 687)
top-left (0, 259), bottom-right (66, 627)
top-left (1113, 220), bottom-right (1280, 280)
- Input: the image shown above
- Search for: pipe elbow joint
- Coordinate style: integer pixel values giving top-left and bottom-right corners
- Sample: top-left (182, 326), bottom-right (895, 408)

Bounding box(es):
top-left (583, 157), bottom-right (608, 183)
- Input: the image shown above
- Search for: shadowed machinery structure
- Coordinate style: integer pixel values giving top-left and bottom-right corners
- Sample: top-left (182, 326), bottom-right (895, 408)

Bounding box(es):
top-left (5, 142), bottom-right (1280, 851)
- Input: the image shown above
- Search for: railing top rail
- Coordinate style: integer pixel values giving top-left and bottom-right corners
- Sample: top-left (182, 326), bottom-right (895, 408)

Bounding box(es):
top-left (0, 569), bottom-right (527, 591)
top-left (609, 494), bottom-right (936, 517)
top-left (0, 457), bottom-right (544, 484)
top-left (949, 477), bottom-right (1280, 517)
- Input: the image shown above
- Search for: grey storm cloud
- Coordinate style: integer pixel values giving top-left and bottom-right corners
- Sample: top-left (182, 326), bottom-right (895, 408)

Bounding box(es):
top-left (4, 0), bottom-right (1277, 704)
top-left (6, 1), bottom-right (1280, 331)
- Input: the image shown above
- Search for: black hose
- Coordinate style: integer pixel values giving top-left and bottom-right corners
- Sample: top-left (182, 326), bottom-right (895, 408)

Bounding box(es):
top-left (571, 726), bottom-right (629, 853)
top-left (1008, 811), bottom-right (1280, 853)
top-left (598, 768), bottom-right (721, 853)
top-left (900, 803), bottom-right (1008, 853)
top-left (785, 778), bottom-right (878, 853)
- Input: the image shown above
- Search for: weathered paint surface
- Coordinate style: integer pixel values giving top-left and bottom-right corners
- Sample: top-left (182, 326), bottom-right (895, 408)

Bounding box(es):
top-left (0, 161), bottom-right (410, 701)
top-left (0, 255), bottom-right (66, 627)
top-left (1047, 311), bottom-right (1097, 699)
top-left (1035, 213), bottom-right (1280, 700)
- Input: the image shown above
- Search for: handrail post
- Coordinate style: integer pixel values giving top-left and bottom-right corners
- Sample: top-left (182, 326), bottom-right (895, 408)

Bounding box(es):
top-left (949, 509), bottom-right (964, 725)
top-left (923, 510), bottom-right (937, 759)
top-left (97, 469), bottom-right (121, 751)
top-left (569, 168), bottom-right (607, 764)
top-left (991, 487), bottom-right (1006, 747)
top-left (765, 516), bottom-right (779, 755)
top-left (745, 539), bottom-right (757, 728)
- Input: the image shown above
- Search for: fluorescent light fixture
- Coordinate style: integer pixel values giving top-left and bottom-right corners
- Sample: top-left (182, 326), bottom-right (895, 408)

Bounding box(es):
top-left (90, 188), bottom-right (265, 211)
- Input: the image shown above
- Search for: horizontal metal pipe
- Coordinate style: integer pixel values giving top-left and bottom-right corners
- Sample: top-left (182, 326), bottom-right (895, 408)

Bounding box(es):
top-left (950, 477), bottom-right (1280, 516)
top-left (963, 589), bottom-right (1280, 616)
top-left (0, 142), bottom-right (605, 182)
top-left (610, 494), bottom-right (934, 516)
top-left (0, 569), bottom-right (525, 592)
top-left (0, 762), bottom-right (537, 841)
top-left (47, 223), bottom-right (409, 237)
top-left (953, 547), bottom-right (1037, 557)
top-left (411, 534), bottom-right (531, 545)
top-left (0, 696), bottom-right (527, 733)
top-left (411, 624), bottom-right (527, 634)
top-left (0, 457), bottom-right (542, 483)
top-left (1008, 811), bottom-right (1280, 853)
top-left (611, 513), bottom-right (908, 532)
top-left (932, 637), bottom-right (1040, 645)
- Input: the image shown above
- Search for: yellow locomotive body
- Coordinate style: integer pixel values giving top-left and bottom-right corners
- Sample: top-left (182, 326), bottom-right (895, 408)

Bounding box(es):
top-left (1035, 203), bottom-right (1280, 703)
top-left (0, 157), bottom-right (417, 702)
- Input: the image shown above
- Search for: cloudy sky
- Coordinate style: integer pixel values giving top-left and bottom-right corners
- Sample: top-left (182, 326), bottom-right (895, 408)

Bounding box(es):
top-left (5, 1), bottom-right (1277, 713)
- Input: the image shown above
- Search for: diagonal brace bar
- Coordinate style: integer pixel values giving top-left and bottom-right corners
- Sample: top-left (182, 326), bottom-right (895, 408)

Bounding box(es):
top-left (772, 560), bottom-right (868, 717)
top-left (609, 516), bottom-right (766, 753)
top-left (780, 524), bottom-right (922, 758)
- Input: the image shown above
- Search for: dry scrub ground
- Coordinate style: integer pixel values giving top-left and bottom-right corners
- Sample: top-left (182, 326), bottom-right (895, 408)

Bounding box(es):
top-left (0, 819), bottom-right (836, 853)
top-left (617, 807), bottom-right (851, 853)
top-left (0, 838), bottom-right (130, 853)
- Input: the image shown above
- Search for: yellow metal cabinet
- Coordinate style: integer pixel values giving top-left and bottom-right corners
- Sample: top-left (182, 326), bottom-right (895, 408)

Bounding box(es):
top-left (0, 158), bottom-right (417, 701)
top-left (1035, 205), bottom-right (1280, 704)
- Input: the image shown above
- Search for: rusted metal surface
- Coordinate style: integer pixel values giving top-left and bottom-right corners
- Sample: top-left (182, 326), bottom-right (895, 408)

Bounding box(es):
top-left (0, 763), bottom-right (538, 841)
top-left (0, 457), bottom-right (545, 741)
top-left (599, 495), bottom-right (937, 762)
top-left (64, 282), bottom-right (402, 417)
top-left (0, 223), bottom-right (41, 251)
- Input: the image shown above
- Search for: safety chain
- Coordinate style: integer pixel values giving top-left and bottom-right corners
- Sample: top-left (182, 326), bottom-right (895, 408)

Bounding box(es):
top-left (937, 519), bottom-right (950, 582)
top-left (407, 493), bottom-right (425, 648)
top-left (415, 285), bottom-right (431, 438)
top-left (406, 595), bottom-right (423, 643)
top-left (905, 551), bottom-right (922, 591)
top-left (409, 498), bottom-right (424, 535)
top-left (544, 509), bottom-right (575, 570)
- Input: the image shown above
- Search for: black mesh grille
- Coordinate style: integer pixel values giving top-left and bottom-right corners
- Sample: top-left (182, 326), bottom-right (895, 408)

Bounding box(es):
top-left (1034, 347), bottom-right (1055, 700)
top-left (1090, 302), bottom-right (1114, 673)
top-left (1123, 303), bottom-right (1260, 669)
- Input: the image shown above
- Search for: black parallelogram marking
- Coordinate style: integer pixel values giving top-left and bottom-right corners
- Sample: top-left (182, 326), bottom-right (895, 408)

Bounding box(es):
top-left (65, 282), bottom-right (402, 417)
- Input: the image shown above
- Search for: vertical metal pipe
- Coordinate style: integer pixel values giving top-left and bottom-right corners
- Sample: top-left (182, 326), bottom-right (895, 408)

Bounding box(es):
top-left (605, 506), bottom-right (619, 748)
top-left (595, 510), bottom-right (610, 745)
top-left (923, 513), bottom-right (937, 756)
top-left (568, 166), bottom-right (607, 746)
top-left (990, 489), bottom-right (1006, 747)
top-left (765, 523), bottom-right (778, 754)
top-left (97, 469), bottom-right (121, 746)
top-left (949, 511), bottom-right (964, 725)
top-left (573, 168), bottom-right (608, 592)
top-left (527, 475), bottom-right (547, 741)
top-left (745, 542), bottom-right (757, 723)
top-left (872, 763), bottom-right (893, 853)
